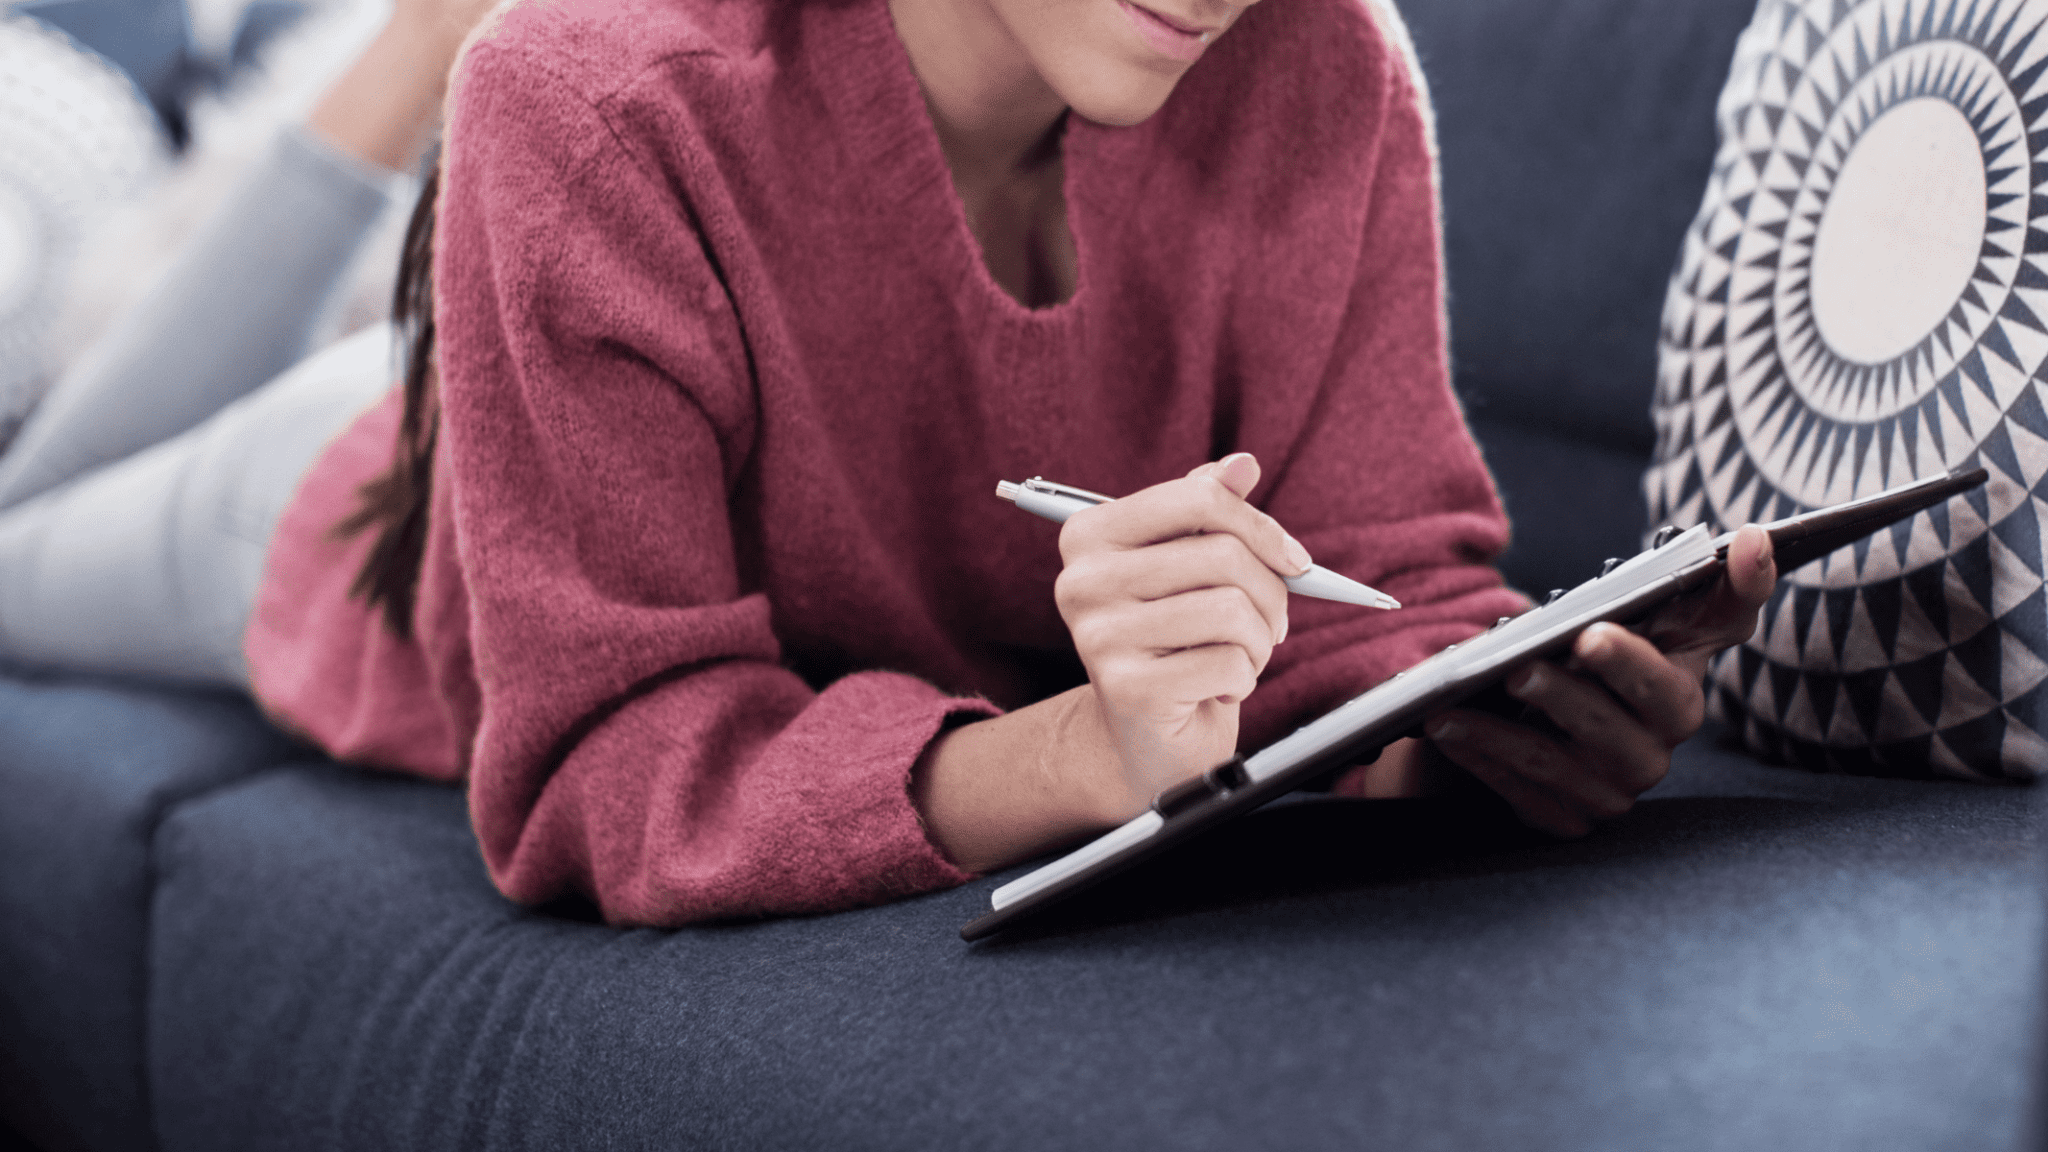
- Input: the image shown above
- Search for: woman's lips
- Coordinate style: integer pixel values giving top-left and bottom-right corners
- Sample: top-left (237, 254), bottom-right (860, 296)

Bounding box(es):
top-left (1118, 0), bottom-right (1213, 63)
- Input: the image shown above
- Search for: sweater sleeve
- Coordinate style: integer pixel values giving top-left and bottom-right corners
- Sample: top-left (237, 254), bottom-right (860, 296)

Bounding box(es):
top-left (1235, 22), bottom-right (1530, 750)
top-left (435, 42), bottom-right (986, 925)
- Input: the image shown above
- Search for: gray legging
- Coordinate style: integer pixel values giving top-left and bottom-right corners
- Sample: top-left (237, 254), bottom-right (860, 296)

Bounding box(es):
top-left (0, 127), bottom-right (401, 687)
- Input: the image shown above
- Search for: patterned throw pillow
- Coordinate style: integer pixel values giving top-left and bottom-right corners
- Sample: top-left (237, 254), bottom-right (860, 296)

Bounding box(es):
top-left (1646, 0), bottom-right (2048, 779)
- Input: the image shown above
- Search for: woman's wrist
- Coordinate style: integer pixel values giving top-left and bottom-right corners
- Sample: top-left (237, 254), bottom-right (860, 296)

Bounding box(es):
top-left (910, 685), bottom-right (1128, 874)
top-left (1038, 686), bottom-right (1153, 825)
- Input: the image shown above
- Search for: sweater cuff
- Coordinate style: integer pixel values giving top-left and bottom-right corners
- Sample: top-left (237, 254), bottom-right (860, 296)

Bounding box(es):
top-left (797, 672), bottom-right (1000, 900)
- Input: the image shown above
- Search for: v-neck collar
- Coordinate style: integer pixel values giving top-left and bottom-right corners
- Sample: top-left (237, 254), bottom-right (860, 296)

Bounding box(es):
top-left (827, 0), bottom-right (1098, 332)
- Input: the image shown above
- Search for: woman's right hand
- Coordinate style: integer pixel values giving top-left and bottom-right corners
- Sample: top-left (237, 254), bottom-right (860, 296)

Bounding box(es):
top-left (1053, 452), bottom-right (1309, 820)
top-left (911, 453), bottom-right (1308, 872)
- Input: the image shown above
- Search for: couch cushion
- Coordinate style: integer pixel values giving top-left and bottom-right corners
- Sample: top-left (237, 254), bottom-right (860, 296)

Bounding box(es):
top-left (0, 668), bottom-right (301, 1152)
top-left (148, 735), bottom-right (2043, 1151)
top-left (1463, 415), bottom-right (1654, 602)
top-left (1401, 0), bottom-right (1751, 591)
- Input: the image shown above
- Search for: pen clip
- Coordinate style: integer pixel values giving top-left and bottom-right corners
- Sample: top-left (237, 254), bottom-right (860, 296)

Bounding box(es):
top-left (1021, 477), bottom-right (1116, 506)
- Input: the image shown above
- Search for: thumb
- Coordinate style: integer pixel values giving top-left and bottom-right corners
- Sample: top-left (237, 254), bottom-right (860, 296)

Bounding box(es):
top-left (1187, 452), bottom-right (1261, 499)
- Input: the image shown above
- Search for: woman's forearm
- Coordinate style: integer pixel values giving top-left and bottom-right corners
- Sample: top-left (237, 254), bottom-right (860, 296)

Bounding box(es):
top-left (911, 685), bottom-right (1131, 874)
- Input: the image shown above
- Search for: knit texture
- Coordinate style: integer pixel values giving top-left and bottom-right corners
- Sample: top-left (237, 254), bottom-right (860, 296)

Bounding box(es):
top-left (245, 0), bottom-right (1525, 925)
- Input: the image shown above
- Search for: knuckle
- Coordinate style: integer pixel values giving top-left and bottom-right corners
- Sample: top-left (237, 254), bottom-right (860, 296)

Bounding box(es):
top-left (1626, 749), bottom-right (1672, 793)
top-left (1066, 613), bottom-right (1116, 658)
top-left (1589, 791), bottom-right (1634, 820)
top-left (1245, 569), bottom-right (1285, 607)
top-left (1056, 511), bottom-right (1088, 547)
top-left (1056, 551), bottom-right (1117, 594)
top-left (1626, 764), bottom-right (1667, 795)
top-left (1093, 652), bottom-right (1147, 692)
top-left (1056, 518), bottom-right (1098, 564)
top-left (1526, 798), bottom-right (1592, 837)
top-left (1611, 663), bottom-right (1655, 703)
top-left (1224, 651), bottom-right (1260, 700)
top-left (1193, 476), bottom-right (1236, 517)
top-left (1242, 637), bottom-right (1273, 678)
top-left (1672, 694), bottom-right (1705, 743)
top-left (1505, 740), bottom-right (1559, 783)
top-left (1225, 581), bottom-right (1265, 620)
top-left (1052, 566), bottom-right (1091, 615)
top-left (1194, 582), bottom-right (1261, 624)
top-left (1519, 805), bottom-right (1577, 838)
top-left (1237, 597), bottom-right (1281, 653)
top-left (1585, 632), bottom-right (1635, 672)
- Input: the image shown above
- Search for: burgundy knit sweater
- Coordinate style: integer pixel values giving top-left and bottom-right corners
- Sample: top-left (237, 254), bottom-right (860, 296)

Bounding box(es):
top-left (245, 0), bottom-right (1526, 925)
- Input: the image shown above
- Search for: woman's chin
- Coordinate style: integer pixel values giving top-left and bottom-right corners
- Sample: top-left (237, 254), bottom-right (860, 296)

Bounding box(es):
top-left (1065, 80), bottom-right (1179, 128)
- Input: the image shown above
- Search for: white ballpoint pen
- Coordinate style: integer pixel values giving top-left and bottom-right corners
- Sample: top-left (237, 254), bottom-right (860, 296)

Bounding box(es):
top-left (995, 476), bottom-right (1402, 610)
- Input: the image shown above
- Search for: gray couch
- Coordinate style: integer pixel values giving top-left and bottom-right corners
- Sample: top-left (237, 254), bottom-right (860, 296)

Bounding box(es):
top-left (5, 1), bottom-right (2044, 1149)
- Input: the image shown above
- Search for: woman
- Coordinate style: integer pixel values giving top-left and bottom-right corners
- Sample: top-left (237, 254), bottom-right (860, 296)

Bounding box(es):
top-left (2, 0), bottom-right (1775, 925)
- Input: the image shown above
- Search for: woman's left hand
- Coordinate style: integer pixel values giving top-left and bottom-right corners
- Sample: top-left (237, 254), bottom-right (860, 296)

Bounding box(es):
top-left (1414, 524), bottom-right (1777, 836)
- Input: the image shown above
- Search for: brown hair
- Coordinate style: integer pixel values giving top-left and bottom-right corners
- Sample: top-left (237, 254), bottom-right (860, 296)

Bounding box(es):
top-left (333, 168), bottom-right (442, 639)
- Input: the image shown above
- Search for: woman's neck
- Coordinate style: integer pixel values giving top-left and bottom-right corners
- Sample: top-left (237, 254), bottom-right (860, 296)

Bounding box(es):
top-left (889, 0), bottom-right (1068, 189)
top-left (889, 0), bottom-right (1080, 307)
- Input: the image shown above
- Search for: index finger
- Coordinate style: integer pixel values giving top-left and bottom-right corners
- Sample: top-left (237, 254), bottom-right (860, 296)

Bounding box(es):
top-left (1058, 455), bottom-right (1313, 580)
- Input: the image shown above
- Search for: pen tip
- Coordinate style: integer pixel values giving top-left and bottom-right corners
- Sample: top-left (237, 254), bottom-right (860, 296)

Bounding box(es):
top-left (995, 481), bottom-right (1021, 503)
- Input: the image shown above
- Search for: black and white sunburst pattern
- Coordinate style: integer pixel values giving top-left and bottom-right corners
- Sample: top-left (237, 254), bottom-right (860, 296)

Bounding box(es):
top-left (1646, 0), bottom-right (2048, 778)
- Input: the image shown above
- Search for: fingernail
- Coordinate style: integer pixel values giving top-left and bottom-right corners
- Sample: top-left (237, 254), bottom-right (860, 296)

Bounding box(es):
top-left (1275, 616), bottom-right (1289, 645)
top-left (1220, 451), bottom-right (1253, 467)
top-left (1428, 717), bottom-right (1462, 742)
top-left (1755, 538), bottom-right (1772, 571)
top-left (1282, 534), bottom-right (1312, 574)
top-left (1508, 665), bottom-right (1541, 695)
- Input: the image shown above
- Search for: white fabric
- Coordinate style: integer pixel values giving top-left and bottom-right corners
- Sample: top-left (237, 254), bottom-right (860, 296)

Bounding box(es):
top-left (0, 322), bottom-right (391, 686)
